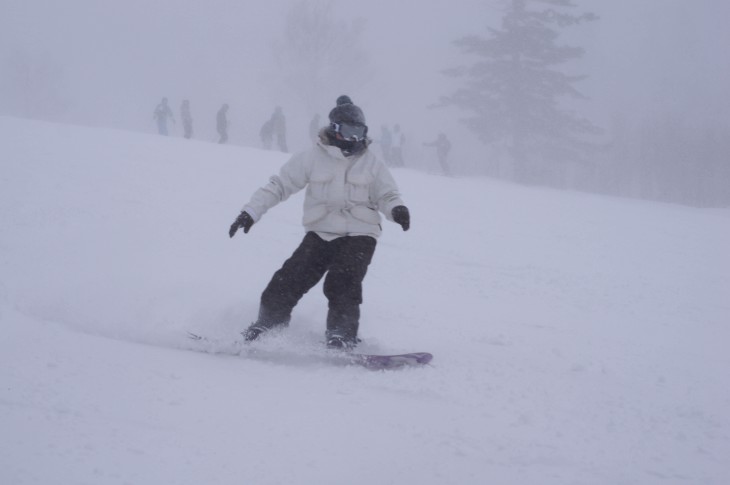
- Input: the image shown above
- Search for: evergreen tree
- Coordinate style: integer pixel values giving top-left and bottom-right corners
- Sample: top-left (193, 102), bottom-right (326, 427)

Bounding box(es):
top-left (272, 0), bottom-right (370, 116)
top-left (440, 0), bottom-right (598, 183)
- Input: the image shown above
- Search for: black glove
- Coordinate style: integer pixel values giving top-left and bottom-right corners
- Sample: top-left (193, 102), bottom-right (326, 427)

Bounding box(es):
top-left (229, 211), bottom-right (254, 237)
top-left (391, 205), bottom-right (410, 231)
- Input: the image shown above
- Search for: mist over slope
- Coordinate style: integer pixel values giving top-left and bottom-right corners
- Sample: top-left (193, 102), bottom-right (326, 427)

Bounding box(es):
top-left (1, 117), bottom-right (728, 485)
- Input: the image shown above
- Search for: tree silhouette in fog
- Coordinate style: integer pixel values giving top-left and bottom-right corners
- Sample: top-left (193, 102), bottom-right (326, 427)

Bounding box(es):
top-left (273, 0), bottom-right (371, 116)
top-left (1, 50), bottom-right (67, 120)
top-left (440, 0), bottom-right (598, 184)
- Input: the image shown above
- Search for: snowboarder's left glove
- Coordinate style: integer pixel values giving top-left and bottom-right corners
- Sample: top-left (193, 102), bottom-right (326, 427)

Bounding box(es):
top-left (391, 205), bottom-right (410, 231)
top-left (229, 211), bottom-right (254, 237)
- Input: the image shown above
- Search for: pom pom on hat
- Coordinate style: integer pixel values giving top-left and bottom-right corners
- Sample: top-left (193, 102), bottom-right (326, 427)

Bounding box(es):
top-left (336, 95), bottom-right (353, 106)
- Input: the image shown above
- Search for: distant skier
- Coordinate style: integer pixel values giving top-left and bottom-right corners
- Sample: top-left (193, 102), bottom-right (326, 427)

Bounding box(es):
top-left (259, 119), bottom-right (273, 149)
top-left (309, 114), bottom-right (321, 143)
top-left (180, 100), bottom-right (193, 139)
top-left (379, 124), bottom-right (393, 165)
top-left (390, 124), bottom-right (405, 167)
top-left (216, 103), bottom-right (229, 144)
top-left (423, 133), bottom-right (452, 175)
top-left (153, 97), bottom-right (175, 136)
top-left (228, 95), bottom-right (410, 350)
top-left (268, 106), bottom-right (288, 152)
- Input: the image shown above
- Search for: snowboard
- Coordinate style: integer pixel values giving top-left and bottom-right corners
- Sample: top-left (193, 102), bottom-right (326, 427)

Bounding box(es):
top-left (346, 352), bottom-right (433, 370)
top-left (186, 332), bottom-right (432, 371)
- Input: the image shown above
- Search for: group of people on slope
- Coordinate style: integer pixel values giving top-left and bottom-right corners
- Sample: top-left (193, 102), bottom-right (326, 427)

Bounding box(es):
top-left (155, 96), bottom-right (451, 175)
top-left (153, 97), bottom-right (229, 144)
top-left (378, 124), bottom-right (452, 175)
top-left (153, 98), bottom-right (287, 149)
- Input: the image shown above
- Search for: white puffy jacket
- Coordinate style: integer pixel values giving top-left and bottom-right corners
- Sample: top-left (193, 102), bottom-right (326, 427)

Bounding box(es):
top-left (243, 140), bottom-right (404, 240)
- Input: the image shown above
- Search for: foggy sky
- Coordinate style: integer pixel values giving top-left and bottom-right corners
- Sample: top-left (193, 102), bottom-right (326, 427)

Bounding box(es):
top-left (2, 0), bottom-right (729, 157)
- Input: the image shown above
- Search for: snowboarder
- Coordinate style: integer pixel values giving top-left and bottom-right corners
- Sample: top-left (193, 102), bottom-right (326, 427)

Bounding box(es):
top-left (180, 99), bottom-right (193, 139)
top-left (153, 97), bottom-right (174, 136)
top-left (228, 96), bottom-right (411, 350)
top-left (423, 133), bottom-right (452, 175)
top-left (216, 103), bottom-right (229, 144)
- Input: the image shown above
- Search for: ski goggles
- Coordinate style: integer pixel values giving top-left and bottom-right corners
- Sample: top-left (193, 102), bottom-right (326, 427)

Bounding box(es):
top-left (330, 122), bottom-right (368, 142)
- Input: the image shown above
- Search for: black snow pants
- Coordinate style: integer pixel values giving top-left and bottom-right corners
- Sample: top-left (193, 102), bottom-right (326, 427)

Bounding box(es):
top-left (256, 232), bottom-right (377, 342)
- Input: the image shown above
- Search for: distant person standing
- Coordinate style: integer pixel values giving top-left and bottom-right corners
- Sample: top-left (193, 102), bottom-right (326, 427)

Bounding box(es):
top-left (180, 100), bottom-right (193, 139)
top-left (390, 124), bottom-right (405, 167)
top-left (309, 114), bottom-right (321, 143)
top-left (379, 124), bottom-right (393, 164)
top-left (217, 103), bottom-right (229, 144)
top-left (259, 119), bottom-right (273, 149)
top-left (153, 97), bottom-right (174, 136)
top-left (423, 133), bottom-right (452, 176)
top-left (268, 106), bottom-right (288, 152)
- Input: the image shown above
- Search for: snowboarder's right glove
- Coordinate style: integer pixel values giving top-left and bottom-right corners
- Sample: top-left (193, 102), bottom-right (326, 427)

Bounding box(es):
top-left (391, 205), bottom-right (410, 231)
top-left (229, 211), bottom-right (254, 237)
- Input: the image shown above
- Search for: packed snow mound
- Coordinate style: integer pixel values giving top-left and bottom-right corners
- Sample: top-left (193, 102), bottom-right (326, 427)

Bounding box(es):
top-left (1, 116), bottom-right (729, 485)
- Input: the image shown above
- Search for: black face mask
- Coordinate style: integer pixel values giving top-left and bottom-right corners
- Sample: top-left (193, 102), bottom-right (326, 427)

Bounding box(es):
top-left (327, 130), bottom-right (366, 156)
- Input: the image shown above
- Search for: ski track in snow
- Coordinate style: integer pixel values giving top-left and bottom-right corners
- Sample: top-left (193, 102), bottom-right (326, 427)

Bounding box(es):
top-left (1, 117), bottom-right (729, 485)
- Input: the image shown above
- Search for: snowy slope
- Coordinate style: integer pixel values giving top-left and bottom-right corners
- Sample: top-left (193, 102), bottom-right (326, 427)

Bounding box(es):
top-left (1, 117), bottom-right (729, 485)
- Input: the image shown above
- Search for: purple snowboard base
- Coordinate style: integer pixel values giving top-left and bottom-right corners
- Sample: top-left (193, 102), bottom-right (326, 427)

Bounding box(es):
top-left (348, 352), bottom-right (433, 370)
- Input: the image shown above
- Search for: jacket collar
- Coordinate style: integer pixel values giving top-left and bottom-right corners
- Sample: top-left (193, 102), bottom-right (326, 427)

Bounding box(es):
top-left (319, 142), bottom-right (351, 161)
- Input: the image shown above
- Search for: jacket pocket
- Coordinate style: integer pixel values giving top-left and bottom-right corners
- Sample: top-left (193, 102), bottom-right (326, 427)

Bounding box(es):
top-left (302, 204), bottom-right (329, 225)
top-left (308, 171), bottom-right (334, 201)
top-left (346, 173), bottom-right (373, 203)
top-left (350, 205), bottom-right (381, 225)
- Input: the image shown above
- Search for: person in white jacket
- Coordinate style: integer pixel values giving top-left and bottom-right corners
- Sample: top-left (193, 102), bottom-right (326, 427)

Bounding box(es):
top-left (229, 96), bottom-right (410, 350)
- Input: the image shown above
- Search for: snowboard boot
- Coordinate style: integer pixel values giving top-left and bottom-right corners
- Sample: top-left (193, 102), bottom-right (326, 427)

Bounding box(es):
top-left (326, 306), bottom-right (360, 350)
top-left (242, 323), bottom-right (268, 342)
top-left (326, 334), bottom-right (359, 351)
top-left (242, 307), bottom-right (290, 342)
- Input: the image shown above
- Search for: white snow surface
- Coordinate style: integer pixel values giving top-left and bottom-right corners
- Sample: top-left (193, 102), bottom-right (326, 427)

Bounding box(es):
top-left (1, 117), bottom-right (729, 485)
